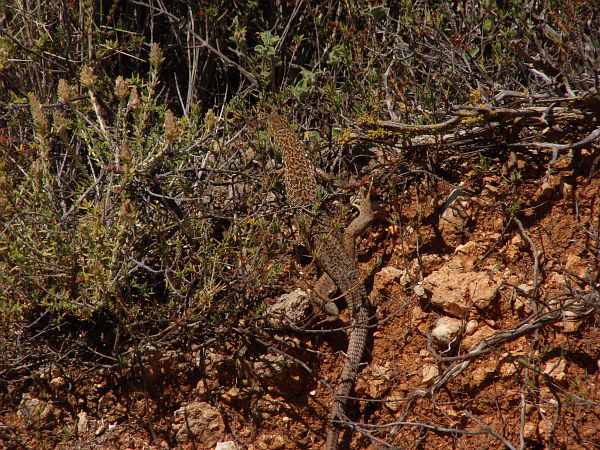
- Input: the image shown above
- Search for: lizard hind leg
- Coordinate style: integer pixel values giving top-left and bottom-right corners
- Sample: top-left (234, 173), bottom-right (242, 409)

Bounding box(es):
top-left (311, 273), bottom-right (340, 320)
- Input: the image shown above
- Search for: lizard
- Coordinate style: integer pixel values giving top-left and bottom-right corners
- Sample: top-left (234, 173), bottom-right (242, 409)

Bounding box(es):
top-left (263, 113), bottom-right (372, 449)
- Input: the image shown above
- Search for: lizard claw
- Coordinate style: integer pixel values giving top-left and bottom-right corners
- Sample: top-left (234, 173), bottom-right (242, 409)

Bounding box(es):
top-left (351, 179), bottom-right (374, 214)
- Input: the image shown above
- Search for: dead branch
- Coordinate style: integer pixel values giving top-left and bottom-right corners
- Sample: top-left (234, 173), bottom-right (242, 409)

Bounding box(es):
top-left (347, 90), bottom-right (600, 157)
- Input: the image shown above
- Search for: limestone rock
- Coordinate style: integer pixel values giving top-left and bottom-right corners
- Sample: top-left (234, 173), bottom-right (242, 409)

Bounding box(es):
top-left (504, 234), bottom-right (529, 261)
top-left (439, 191), bottom-right (472, 247)
top-left (543, 357), bottom-right (567, 384)
top-left (413, 283), bottom-right (426, 298)
top-left (215, 441), bottom-right (240, 450)
top-left (265, 288), bottom-right (311, 326)
top-left (465, 319), bottom-right (478, 335)
top-left (77, 411), bottom-right (89, 435)
top-left (423, 264), bottom-right (498, 317)
top-left (174, 401), bottom-right (225, 445)
top-left (565, 254), bottom-right (588, 279)
top-left (372, 266), bottom-right (408, 293)
top-left (18, 394), bottom-right (56, 430)
top-left (363, 363), bottom-right (395, 398)
top-left (253, 350), bottom-right (291, 382)
top-left (462, 324), bottom-right (496, 349)
top-left (421, 364), bottom-right (439, 385)
top-left (454, 241), bottom-right (479, 255)
top-left (523, 421), bottom-right (537, 439)
top-left (410, 305), bottom-right (429, 332)
top-left (384, 394), bottom-right (404, 412)
top-left (431, 316), bottom-right (463, 346)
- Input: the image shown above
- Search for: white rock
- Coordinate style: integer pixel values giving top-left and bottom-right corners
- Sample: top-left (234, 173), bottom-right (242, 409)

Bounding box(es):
top-left (465, 319), bottom-right (478, 335)
top-left (413, 283), bottom-right (426, 298)
top-left (265, 288), bottom-right (311, 326)
top-left (95, 419), bottom-right (107, 436)
top-left (543, 357), bottom-right (567, 383)
top-left (421, 364), bottom-right (439, 385)
top-left (431, 316), bottom-right (462, 346)
top-left (77, 411), bottom-right (89, 434)
top-left (517, 283), bottom-right (534, 295)
top-left (215, 441), bottom-right (239, 450)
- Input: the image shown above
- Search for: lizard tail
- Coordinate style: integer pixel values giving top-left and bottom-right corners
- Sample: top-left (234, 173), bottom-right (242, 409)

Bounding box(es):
top-left (324, 315), bottom-right (368, 449)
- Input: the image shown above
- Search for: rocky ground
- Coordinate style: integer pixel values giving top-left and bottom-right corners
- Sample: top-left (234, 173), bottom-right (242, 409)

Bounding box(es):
top-left (1, 151), bottom-right (599, 449)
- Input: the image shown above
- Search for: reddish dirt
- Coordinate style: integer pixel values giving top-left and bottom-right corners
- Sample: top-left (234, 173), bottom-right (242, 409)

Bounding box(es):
top-left (1, 155), bottom-right (598, 449)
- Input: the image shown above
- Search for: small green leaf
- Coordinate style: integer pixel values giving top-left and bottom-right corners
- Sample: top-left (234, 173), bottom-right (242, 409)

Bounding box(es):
top-left (483, 18), bottom-right (494, 33)
top-left (468, 47), bottom-right (480, 57)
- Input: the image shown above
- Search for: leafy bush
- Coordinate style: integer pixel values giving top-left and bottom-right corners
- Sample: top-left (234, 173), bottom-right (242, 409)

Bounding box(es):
top-left (0, 0), bottom-right (597, 417)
